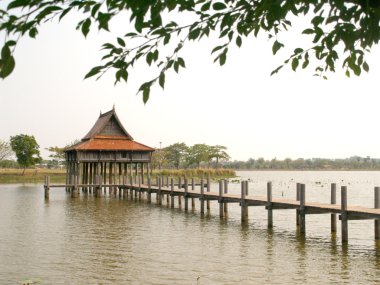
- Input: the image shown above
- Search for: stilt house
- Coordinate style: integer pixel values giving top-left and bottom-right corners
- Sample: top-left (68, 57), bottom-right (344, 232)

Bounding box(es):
top-left (64, 107), bottom-right (154, 187)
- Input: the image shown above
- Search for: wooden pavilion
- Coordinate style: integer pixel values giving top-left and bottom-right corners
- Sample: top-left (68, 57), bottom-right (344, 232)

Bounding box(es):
top-left (64, 107), bottom-right (154, 193)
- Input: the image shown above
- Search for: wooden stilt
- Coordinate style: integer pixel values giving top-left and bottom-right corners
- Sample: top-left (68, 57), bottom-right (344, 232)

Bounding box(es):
top-left (241, 181), bottom-right (248, 222)
top-left (224, 179), bottom-right (228, 215)
top-left (267, 181), bottom-right (273, 228)
top-left (147, 176), bottom-right (152, 203)
top-left (296, 183), bottom-right (300, 226)
top-left (184, 178), bottom-right (189, 211)
top-left (178, 177), bottom-right (182, 206)
top-left (44, 175), bottom-right (50, 199)
top-left (341, 186), bottom-right (348, 243)
top-left (200, 178), bottom-right (205, 215)
top-left (207, 175), bottom-right (210, 210)
top-left (191, 178), bottom-right (195, 209)
top-left (158, 176), bottom-right (162, 205)
top-left (331, 183), bottom-right (337, 233)
top-left (219, 180), bottom-right (224, 218)
top-left (170, 178), bottom-right (175, 208)
top-left (300, 184), bottom-right (306, 234)
top-left (375, 187), bottom-right (380, 240)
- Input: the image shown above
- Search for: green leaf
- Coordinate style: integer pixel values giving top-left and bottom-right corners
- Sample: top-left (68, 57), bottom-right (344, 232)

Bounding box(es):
top-left (177, 57), bottom-right (185, 68)
top-left (0, 55), bottom-right (15, 78)
top-left (302, 28), bottom-right (314, 35)
top-left (219, 53), bottom-right (226, 65)
top-left (84, 66), bottom-right (102, 79)
top-left (1, 44), bottom-right (11, 60)
top-left (143, 87), bottom-right (150, 104)
top-left (159, 72), bottom-right (165, 89)
top-left (212, 2), bottom-right (227, 10)
top-left (81, 18), bottom-right (91, 38)
top-left (8, 0), bottom-right (29, 10)
top-left (291, 58), bottom-right (299, 71)
top-left (272, 40), bottom-right (284, 55)
top-left (270, 65), bottom-right (283, 76)
top-left (236, 36), bottom-right (242, 47)
top-left (302, 60), bottom-right (309, 69)
top-left (363, 62), bottom-right (369, 72)
top-left (117, 37), bottom-right (125, 47)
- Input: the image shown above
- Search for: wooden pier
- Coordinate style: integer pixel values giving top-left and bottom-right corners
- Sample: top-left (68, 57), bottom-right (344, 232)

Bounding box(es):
top-left (44, 175), bottom-right (380, 245)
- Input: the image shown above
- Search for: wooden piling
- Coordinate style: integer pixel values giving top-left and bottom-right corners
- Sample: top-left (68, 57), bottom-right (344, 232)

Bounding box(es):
top-left (299, 184), bottom-right (306, 234)
top-left (138, 174), bottom-right (142, 200)
top-left (375, 187), bottom-right (379, 240)
top-left (341, 186), bottom-right (348, 243)
top-left (207, 176), bottom-right (211, 210)
top-left (71, 174), bottom-right (78, 198)
top-left (200, 178), bottom-right (205, 215)
top-left (158, 177), bottom-right (162, 205)
top-left (296, 183), bottom-right (300, 226)
top-left (147, 176), bottom-right (151, 203)
top-left (219, 180), bottom-right (224, 218)
top-left (267, 181), bottom-right (273, 228)
top-left (44, 175), bottom-right (50, 199)
top-left (184, 178), bottom-right (189, 211)
top-left (331, 183), bottom-right (337, 232)
top-left (241, 181), bottom-right (248, 222)
top-left (170, 178), bottom-right (175, 208)
top-left (191, 178), bottom-right (195, 209)
top-left (178, 177), bottom-right (182, 206)
top-left (224, 179), bottom-right (228, 215)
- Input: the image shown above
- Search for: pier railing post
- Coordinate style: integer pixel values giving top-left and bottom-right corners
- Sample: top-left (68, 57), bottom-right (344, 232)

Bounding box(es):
top-left (44, 175), bottom-right (50, 200)
top-left (241, 181), bottom-right (248, 223)
top-left (296, 183), bottom-right (300, 226)
top-left (207, 175), bottom-right (211, 210)
top-left (375, 187), bottom-right (379, 240)
top-left (170, 178), bottom-right (175, 208)
top-left (178, 177), bottom-right (182, 206)
top-left (191, 178), bottom-right (195, 209)
top-left (184, 178), bottom-right (189, 211)
top-left (331, 183), bottom-right (337, 232)
top-left (224, 179), bottom-right (228, 215)
top-left (158, 176), bottom-right (162, 205)
top-left (267, 181), bottom-right (273, 228)
top-left (219, 180), bottom-right (224, 218)
top-left (341, 186), bottom-right (348, 243)
top-left (299, 184), bottom-right (306, 234)
top-left (200, 178), bottom-right (205, 215)
top-left (147, 176), bottom-right (151, 203)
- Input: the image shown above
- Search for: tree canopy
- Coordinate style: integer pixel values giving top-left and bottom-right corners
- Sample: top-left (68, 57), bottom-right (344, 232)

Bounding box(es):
top-left (10, 134), bottom-right (42, 174)
top-left (1, 0), bottom-right (379, 102)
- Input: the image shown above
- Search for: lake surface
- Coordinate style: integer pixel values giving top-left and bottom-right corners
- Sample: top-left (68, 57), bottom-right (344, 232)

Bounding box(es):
top-left (1, 171), bottom-right (380, 284)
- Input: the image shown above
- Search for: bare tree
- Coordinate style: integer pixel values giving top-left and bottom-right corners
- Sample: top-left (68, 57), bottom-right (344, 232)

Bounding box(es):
top-left (0, 140), bottom-right (13, 161)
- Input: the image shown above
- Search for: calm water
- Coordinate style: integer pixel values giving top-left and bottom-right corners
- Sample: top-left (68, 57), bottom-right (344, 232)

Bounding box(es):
top-left (1, 171), bottom-right (380, 284)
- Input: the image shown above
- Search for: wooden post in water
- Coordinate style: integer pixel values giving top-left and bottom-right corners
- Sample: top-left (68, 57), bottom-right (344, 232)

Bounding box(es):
top-left (147, 176), bottom-right (151, 203)
top-left (178, 177), bottom-right (182, 206)
top-left (129, 174), bottom-right (133, 197)
top-left (138, 174), bottom-right (142, 200)
top-left (224, 179), bottom-right (228, 215)
top-left (375, 187), bottom-right (380, 240)
top-left (170, 178), bottom-right (175, 208)
top-left (341, 186), bottom-right (348, 243)
top-left (331, 183), bottom-right (337, 233)
top-left (267, 181), bottom-right (273, 228)
top-left (44, 175), bottom-right (50, 200)
top-left (191, 178), bottom-right (195, 209)
top-left (71, 174), bottom-right (78, 198)
top-left (207, 175), bottom-right (211, 210)
top-left (200, 178), bottom-right (205, 215)
top-left (158, 176), bottom-right (162, 205)
top-left (299, 184), bottom-right (306, 234)
top-left (241, 181), bottom-right (248, 222)
top-left (296, 183), bottom-right (300, 226)
top-left (122, 176), bottom-right (126, 198)
top-left (219, 180), bottom-right (224, 218)
top-left (184, 178), bottom-right (189, 211)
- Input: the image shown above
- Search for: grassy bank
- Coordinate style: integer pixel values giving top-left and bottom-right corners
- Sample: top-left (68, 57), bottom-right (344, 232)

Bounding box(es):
top-left (0, 168), bottom-right (66, 184)
top-left (0, 168), bottom-right (235, 184)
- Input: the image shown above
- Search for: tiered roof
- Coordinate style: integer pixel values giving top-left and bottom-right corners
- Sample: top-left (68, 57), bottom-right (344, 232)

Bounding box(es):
top-left (65, 108), bottom-right (154, 152)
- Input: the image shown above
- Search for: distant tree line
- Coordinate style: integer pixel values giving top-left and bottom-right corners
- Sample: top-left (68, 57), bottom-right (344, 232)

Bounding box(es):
top-left (151, 143), bottom-right (230, 169)
top-left (223, 156), bottom-right (380, 170)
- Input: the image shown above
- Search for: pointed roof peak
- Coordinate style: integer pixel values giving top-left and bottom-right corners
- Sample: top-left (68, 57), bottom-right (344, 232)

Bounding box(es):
top-left (83, 108), bottom-right (133, 141)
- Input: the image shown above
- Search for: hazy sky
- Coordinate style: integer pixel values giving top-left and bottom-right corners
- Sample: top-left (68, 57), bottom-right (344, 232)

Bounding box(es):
top-left (1, 12), bottom-right (380, 161)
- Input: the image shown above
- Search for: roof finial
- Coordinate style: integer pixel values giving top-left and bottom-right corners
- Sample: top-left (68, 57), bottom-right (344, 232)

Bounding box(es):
top-left (100, 110), bottom-right (102, 116)
top-left (113, 104), bottom-right (115, 111)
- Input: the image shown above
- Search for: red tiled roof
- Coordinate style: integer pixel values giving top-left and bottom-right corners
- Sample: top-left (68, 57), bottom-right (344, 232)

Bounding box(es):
top-left (66, 138), bottom-right (154, 151)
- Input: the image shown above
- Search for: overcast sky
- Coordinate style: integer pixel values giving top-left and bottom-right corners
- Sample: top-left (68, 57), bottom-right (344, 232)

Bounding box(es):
top-left (1, 12), bottom-right (380, 161)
